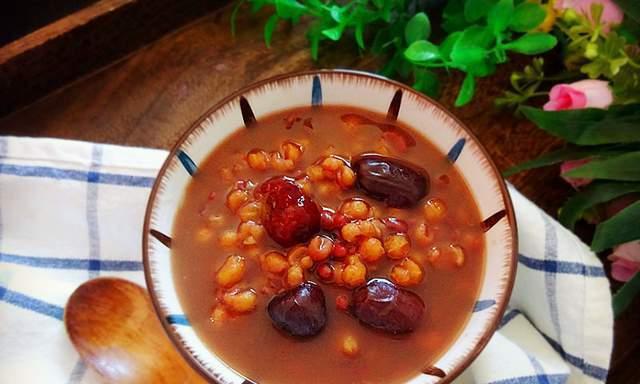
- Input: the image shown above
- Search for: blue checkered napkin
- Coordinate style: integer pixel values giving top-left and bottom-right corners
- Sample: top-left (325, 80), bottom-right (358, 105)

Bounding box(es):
top-left (0, 137), bottom-right (613, 383)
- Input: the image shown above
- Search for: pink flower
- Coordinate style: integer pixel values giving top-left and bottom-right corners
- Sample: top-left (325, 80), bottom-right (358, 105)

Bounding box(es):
top-left (555, 0), bottom-right (624, 32)
top-left (560, 158), bottom-right (592, 188)
top-left (544, 80), bottom-right (613, 111)
top-left (609, 241), bottom-right (640, 282)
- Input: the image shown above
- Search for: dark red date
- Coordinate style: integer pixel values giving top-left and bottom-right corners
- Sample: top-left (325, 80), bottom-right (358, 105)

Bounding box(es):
top-left (353, 154), bottom-right (429, 208)
top-left (257, 176), bottom-right (321, 247)
top-left (351, 278), bottom-right (425, 334)
top-left (267, 282), bottom-right (327, 337)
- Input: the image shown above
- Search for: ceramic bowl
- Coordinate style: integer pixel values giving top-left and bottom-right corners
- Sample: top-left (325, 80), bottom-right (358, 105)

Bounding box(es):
top-left (143, 70), bottom-right (518, 384)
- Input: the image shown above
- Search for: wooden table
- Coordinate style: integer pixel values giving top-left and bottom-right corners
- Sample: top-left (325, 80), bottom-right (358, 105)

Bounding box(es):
top-left (0, 5), bottom-right (637, 383)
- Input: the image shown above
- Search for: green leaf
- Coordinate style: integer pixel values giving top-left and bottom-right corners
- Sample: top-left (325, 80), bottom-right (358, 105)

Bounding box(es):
top-left (450, 26), bottom-right (493, 67)
top-left (451, 47), bottom-right (486, 67)
top-left (504, 32), bottom-right (557, 54)
top-left (405, 12), bottom-right (431, 44)
top-left (440, 31), bottom-right (463, 59)
top-left (455, 73), bottom-right (476, 107)
top-left (613, 272), bottom-right (640, 318)
top-left (519, 104), bottom-right (640, 145)
top-left (464, 0), bottom-right (497, 22)
top-left (592, 201), bottom-right (640, 251)
top-left (329, 5), bottom-right (344, 23)
top-left (322, 24), bottom-right (346, 41)
top-left (264, 14), bottom-right (279, 47)
top-left (503, 146), bottom-right (619, 177)
top-left (612, 57), bottom-right (640, 104)
top-left (510, 2), bottom-right (546, 32)
top-left (404, 40), bottom-right (440, 62)
top-left (307, 26), bottom-right (322, 61)
top-left (559, 181), bottom-right (640, 230)
top-left (460, 25), bottom-right (495, 48)
top-left (467, 59), bottom-right (497, 77)
top-left (250, 0), bottom-right (268, 13)
top-left (355, 22), bottom-right (366, 49)
top-left (488, 0), bottom-right (514, 33)
top-left (413, 69), bottom-right (440, 97)
top-left (564, 152), bottom-right (640, 181)
top-left (275, 0), bottom-right (306, 19)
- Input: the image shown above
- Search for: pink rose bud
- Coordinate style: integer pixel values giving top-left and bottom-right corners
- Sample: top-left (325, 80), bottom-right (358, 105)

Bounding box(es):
top-left (609, 241), bottom-right (640, 282)
top-left (544, 80), bottom-right (613, 111)
top-left (555, 0), bottom-right (624, 32)
top-left (560, 158), bottom-right (592, 189)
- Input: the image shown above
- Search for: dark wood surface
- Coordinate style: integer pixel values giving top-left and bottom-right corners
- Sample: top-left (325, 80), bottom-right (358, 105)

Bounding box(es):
top-left (0, 4), bottom-right (637, 383)
top-left (0, 0), bottom-right (99, 45)
top-left (0, 0), bottom-right (224, 117)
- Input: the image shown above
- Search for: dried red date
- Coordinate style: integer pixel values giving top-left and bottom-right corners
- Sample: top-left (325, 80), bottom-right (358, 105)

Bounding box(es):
top-left (257, 176), bottom-right (321, 247)
top-left (353, 154), bottom-right (429, 208)
top-left (351, 278), bottom-right (425, 334)
top-left (267, 282), bottom-right (327, 337)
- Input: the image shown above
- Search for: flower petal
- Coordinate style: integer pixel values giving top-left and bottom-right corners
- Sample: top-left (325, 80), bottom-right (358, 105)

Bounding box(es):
top-left (570, 79), bottom-right (613, 109)
top-left (611, 258), bottom-right (640, 282)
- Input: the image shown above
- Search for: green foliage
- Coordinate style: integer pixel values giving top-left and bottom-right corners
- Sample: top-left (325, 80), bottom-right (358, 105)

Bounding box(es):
top-left (519, 105), bottom-right (640, 145)
top-left (580, 32), bottom-right (629, 78)
top-left (509, 103), bottom-right (640, 317)
top-left (592, 201), bottom-right (640, 252)
top-left (232, 0), bottom-right (556, 106)
top-left (506, 1), bottom-right (640, 317)
top-left (455, 73), bottom-right (476, 106)
top-left (403, 1), bottom-right (555, 105)
top-left (613, 271), bottom-right (640, 318)
top-left (501, 2), bottom-right (640, 108)
top-left (404, 12), bottom-right (430, 44)
top-left (559, 182), bottom-right (640, 230)
top-left (495, 57), bottom-right (548, 108)
top-left (502, 144), bottom-right (629, 177)
top-left (564, 152), bottom-right (640, 181)
top-left (510, 2), bottom-right (546, 32)
top-left (611, 47), bottom-right (640, 104)
top-left (504, 33), bottom-right (558, 54)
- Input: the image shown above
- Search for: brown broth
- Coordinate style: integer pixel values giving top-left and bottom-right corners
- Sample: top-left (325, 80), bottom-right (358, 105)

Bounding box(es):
top-left (171, 105), bottom-right (485, 384)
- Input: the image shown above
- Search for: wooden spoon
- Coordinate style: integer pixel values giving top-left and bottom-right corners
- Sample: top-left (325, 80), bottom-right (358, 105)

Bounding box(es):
top-left (64, 277), bottom-right (206, 383)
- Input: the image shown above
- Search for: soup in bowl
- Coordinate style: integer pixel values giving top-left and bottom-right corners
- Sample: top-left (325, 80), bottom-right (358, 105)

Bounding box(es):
top-left (143, 70), bottom-right (517, 384)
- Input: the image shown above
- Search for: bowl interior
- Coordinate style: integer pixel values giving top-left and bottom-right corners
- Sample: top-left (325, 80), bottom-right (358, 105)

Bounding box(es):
top-left (143, 70), bottom-right (517, 384)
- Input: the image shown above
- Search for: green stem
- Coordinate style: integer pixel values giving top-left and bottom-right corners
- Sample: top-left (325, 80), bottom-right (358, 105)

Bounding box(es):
top-left (613, 272), bottom-right (640, 317)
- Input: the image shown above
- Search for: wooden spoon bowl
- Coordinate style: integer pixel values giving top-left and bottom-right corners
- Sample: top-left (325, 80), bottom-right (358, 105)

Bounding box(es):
top-left (64, 277), bottom-right (205, 383)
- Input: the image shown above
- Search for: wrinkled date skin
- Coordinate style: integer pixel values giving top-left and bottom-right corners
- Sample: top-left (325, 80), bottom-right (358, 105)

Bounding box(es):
top-left (257, 176), bottom-right (321, 247)
top-left (267, 281), bottom-right (327, 337)
top-left (351, 278), bottom-right (425, 334)
top-left (353, 154), bottom-right (429, 208)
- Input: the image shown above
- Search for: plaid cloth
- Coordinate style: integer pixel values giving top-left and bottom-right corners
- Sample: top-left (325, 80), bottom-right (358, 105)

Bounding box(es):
top-left (0, 137), bottom-right (613, 384)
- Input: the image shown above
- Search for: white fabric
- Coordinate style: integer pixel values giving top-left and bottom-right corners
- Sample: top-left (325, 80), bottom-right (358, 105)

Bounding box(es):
top-left (0, 137), bottom-right (613, 383)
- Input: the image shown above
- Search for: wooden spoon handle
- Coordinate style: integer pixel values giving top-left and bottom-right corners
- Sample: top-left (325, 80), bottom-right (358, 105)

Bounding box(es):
top-left (65, 277), bottom-right (206, 383)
